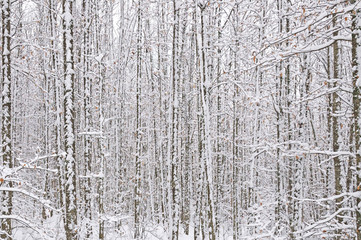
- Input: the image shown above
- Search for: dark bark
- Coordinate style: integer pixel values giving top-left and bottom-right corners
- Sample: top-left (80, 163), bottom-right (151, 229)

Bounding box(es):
top-left (1, 0), bottom-right (13, 238)
top-left (62, 0), bottom-right (78, 239)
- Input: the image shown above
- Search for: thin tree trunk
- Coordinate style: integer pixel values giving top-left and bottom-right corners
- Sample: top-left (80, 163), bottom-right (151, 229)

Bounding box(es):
top-left (275, 0), bottom-right (283, 234)
top-left (82, 0), bottom-right (93, 237)
top-left (1, 0), bottom-right (13, 238)
top-left (199, 4), bottom-right (216, 240)
top-left (134, 1), bottom-right (143, 238)
top-left (332, 13), bottom-right (342, 239)
top-left (351, 3), bottom-right (361, 239)
top-left (170, 1), bottom-right (180, 239)
top-left (215, 2), bottom-right (223, 236)
top-left (62, 0), bottom-right (78, 238)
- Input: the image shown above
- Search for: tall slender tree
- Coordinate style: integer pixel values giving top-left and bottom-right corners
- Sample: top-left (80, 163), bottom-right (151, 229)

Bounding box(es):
top-left (134, 0), bottom-right (143, 238)
top-left (62, 0), bottom-right (78, 238)
top-left (199, 3), bottom-right (216, 239)
top-left (1, 0), bottom-right (13, 237)
top-left (351, 1), bottom-right (361, 239)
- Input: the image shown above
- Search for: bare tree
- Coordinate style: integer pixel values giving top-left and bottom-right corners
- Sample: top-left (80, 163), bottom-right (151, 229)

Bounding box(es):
top-left (62, 0), bottom-right (78, 238)
top-left (1, 0), bottom-right (13, 237)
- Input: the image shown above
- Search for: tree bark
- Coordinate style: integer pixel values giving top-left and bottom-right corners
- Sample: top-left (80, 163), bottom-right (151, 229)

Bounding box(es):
top-left (332, 13), bottom-right (342, 239)
top-left (134, 1), bottom-right (143, 238)
top-left (62, 0), bottom-right (78, 239)
top-left (1, 0), bottom-right (13, 238)
top-left (351, 3), bottom-right (361, 239)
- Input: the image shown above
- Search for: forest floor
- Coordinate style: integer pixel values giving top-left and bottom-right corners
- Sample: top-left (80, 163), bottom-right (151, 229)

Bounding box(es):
top-left (12, 215), bottom-right (237, 240)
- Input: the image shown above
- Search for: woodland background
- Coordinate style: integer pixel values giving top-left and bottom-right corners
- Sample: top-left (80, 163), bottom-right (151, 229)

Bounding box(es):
top-left (1, 0), bottom-right (361, 239)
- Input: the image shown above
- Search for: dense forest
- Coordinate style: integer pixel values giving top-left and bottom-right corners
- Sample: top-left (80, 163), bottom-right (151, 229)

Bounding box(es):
top-left (1, 0), bottom-right (361, 239)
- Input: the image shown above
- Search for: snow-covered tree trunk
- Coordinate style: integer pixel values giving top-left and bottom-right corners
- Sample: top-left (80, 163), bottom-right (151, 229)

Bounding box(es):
top-left (1, 0), bottom-right (13, 238)
top-left (134, 1), bottom-right (143, 238)
top-left (351, 2), bottom-right (361, 239)
top-left (215, 2), bottom-right (223, 236)
top-left (275, 1), bottom-right (283, 235)
top-left (97, 61), bottom-right (106, 240)
top-left (81, 0), bottom-right (93, 237)
top-left (46, 0), bottom-right (63, 220)
top-left (47, 0), bottom-right (65, 224)
top-left (284, 14), bottom-right (295, 240)
top-left (155, 1), bottom-right (168, 225)
top-left (194, 4), bottom-right (203, 237)
top-left (169, 1), bottom-right (180, 239)
top-left (199, 3), bottom-right (216, 240)
top-left (62, 0), bottom-right (78, 238)
top-left (231, 4), bottom-right (240, 239)
top-left (332, 13), bottom-right (342, 238)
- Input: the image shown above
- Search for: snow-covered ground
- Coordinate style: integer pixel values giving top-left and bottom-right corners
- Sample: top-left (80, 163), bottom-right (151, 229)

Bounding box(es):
top-left (13, 215), bottom-right (237, 240)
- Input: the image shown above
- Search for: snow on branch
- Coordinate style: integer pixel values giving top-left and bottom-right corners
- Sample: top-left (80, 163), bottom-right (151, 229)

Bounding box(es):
top-left (0, 187), bottom-right (59, 212)
top-left (0, 215), bottom-right (54, 240)
top-left (0, 154), bottom-right (58, 180)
